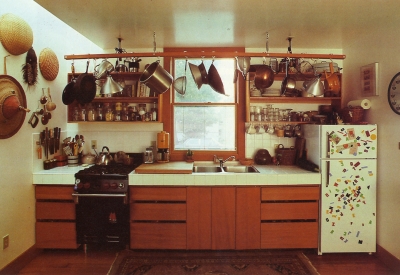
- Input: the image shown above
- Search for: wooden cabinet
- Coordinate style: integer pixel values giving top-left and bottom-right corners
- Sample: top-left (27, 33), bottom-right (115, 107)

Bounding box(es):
top-left (186, 187), bottom-right (236, 250)
top-left (245, 72), bottom-right (342, 123)
top-left (187, 187), bottom-right (212, 249)
top-left (236, 187), bottom-right (261, 250)
top-left (67, 72), bottom-right (162, 123)
top-left (35, 185), bottom-right (78, 249)
top-left (129, 187), bottom-right (187, 249)
top-left (260, 185), bottom-right (320, 249)
top-left (211, 187), bottom-right (236, 250)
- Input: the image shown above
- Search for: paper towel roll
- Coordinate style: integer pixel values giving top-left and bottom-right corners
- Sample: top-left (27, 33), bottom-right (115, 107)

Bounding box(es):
top-left (347, 99), bottom-right (371, 109)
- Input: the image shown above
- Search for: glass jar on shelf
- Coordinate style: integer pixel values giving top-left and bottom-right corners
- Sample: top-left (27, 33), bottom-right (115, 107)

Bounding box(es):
top-left (114, 102), bottom-right (122, 121)
top-left (138, 104), bottom-right (147, 121)
top-left (250, 106), bottom-right (255, 121)
top-left (87, 104), bottom-right (96, 121)
top-left (96, 103), bottom-right (104, 121)
top-left (73, 107), bottom-right (80, 121)
top-left (105, 106), bottom-right (114, 122)
top-left (80, 106), bottom-right (86, 121)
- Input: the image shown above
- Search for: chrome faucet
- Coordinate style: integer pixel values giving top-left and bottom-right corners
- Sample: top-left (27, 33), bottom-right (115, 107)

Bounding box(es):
top-left (213, 155), bottom-right (236, 168)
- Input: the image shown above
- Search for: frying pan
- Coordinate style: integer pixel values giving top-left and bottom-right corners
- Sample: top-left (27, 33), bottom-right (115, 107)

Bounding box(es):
top-left (62, 63), bottom-right (76, 105)
top-left (74, 60), bottom-right (96, 104)
top-left (208, 62), bottom-right (225, 95)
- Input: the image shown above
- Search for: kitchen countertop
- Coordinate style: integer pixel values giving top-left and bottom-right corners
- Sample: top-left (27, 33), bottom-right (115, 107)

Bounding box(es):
top-left (32, 161), bottom-right (321, 186)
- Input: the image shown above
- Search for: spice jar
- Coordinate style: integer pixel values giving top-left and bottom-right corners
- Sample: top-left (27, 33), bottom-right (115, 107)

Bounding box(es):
top-left (105, 106), bottom-right (114, 121)
top-left (114, 102), bottom-right (122, 121)
top-left (73, 107), bottom-right (80, 121)
top-left (138, 104), bottom-right (147, 121)
top-left (87, 104), bottom-right (95, 121)
top-left (96, 104), bottom-right (104, 121)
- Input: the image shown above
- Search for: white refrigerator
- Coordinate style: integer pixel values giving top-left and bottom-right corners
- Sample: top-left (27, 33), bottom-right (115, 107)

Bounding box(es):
top-left (303, 124), bottom-right (377, 254)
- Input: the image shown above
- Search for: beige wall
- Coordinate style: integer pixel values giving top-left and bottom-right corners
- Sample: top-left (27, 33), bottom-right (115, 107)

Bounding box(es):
top-left (0, 0), bottom-right (101, 270)
top-left (342, 23), bottom-right (400, 259)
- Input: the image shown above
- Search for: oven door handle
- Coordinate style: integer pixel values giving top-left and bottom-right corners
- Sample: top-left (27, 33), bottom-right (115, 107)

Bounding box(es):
top-left (72, 193), bottom-right (128, 204)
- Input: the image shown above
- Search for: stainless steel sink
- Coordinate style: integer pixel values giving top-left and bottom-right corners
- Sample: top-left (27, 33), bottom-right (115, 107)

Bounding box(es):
top-left (223, 166), bottom-right (259, 173)
top-left (192, 166), bottom-right (223, 173)
top-left (192, 165), bottom-right (259, 173)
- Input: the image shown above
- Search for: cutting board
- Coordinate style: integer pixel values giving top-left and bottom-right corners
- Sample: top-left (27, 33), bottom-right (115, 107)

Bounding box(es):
top-left (135, 162), bottom-right (193, 174)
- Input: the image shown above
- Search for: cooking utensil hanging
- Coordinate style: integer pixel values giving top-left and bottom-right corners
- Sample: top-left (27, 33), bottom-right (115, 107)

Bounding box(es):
top-left (73, 60), bottom-right (96, 104)
top-left (62, 62), bottom-right (77, 105)
top-left (254, 57), bottom-right (274, 90)
top-left (208, 59), bottom-right (226, 95)
top-left (174, 59), bottom-right (187, 95)
top-left (280, 58), bottom-right (296, 95)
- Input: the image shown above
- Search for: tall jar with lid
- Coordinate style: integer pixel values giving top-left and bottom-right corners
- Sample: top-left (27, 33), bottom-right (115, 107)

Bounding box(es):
top-left (96, 103), bottom-right (104, 121)
top-left (138, 104), bottom-right (147, 121)
top-left (114, 102), bottom-right (122, 121)
top-left (87, 103), bottom-right (96, 121)
top-left (105, 104), bottom-right (114, 122)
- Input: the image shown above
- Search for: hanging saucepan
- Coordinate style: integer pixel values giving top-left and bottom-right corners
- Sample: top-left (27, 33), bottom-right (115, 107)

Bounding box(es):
top-left (208, 61), bottom-right (225, 95)
top-left (254, 60), bottom-right (275, 90)
top-left (324, 62), bottom-right (340, 96)
top-left (74, 60), bottom-right (96, 104)
top-left (62, 63), bottom-right (76, 105)
top-left (139, 60), bottom-right (173, 94)
top-left (281, 58), bottom-right (296, 95)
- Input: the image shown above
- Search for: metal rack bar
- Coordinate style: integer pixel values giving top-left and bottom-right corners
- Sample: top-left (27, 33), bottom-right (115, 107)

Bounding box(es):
top-left (64, 52), bottom-right (346, 60)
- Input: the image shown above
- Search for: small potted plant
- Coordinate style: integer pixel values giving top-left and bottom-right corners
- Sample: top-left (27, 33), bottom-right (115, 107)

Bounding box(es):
top-left (186, 149), bottom-right (194, 162)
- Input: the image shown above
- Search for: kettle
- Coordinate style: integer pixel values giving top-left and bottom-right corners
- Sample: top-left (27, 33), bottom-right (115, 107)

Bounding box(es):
top-left (95, 146), bottom-right (114, 165)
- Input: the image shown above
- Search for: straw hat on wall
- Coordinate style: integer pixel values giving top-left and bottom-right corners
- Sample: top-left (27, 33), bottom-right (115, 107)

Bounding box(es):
top-left (39, 48), bottom-right (59, 81)
top-left (0, 13), bottom-right (33, 55)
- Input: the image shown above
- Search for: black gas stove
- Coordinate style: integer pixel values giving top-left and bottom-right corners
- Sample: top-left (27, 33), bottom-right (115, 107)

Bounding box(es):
top-left (73, 153), bottom-right (143, 194)
top-left (73, 153), bottom-right (143, 250)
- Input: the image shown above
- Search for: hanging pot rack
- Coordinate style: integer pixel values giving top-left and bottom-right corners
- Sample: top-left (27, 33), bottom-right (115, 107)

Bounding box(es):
top-left (64, 51), bottom-right (345, 60)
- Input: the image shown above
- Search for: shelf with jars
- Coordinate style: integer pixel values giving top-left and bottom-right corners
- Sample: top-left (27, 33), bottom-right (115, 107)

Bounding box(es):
top-left (66, 72), bottom-right (161, 123)
top-left (245, 66), bottom-right (342, 124)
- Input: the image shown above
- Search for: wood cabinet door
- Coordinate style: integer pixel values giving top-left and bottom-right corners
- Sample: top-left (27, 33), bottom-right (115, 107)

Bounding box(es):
top-left (236, 187), bottom-right (261, 249)
top-left (211, 187), bottom-right (235, 250)
top-left (36, 222), bottom-right (78, 249)
top-left (187, 187), bottom-right (212, 249)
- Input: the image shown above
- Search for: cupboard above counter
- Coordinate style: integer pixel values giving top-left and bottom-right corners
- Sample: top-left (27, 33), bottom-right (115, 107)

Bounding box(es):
top-left (66, 72), bottom-right (163, 123)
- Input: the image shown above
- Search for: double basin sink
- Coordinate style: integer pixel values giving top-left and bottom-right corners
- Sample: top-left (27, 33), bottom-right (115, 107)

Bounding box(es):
top-left (193, 164), bottom-right (259, 173)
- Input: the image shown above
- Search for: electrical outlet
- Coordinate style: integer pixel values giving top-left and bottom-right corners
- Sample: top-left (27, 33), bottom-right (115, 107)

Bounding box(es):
top-left (3, 234), bottom-right (9, 250)
top-left (91, 140), bottom-right (97, 149)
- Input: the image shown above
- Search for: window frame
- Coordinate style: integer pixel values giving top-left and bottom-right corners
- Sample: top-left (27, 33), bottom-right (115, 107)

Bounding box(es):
top-left (162, 47), bottom-right (246, 161)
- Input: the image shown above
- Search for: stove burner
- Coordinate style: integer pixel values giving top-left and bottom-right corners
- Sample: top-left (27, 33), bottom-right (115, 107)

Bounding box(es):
top-left (78, 164), bottom-right (136, 176)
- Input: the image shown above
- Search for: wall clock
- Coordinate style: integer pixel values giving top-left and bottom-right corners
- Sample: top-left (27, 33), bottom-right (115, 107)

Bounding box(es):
top-left (388, 72), bottom-right (400, 114)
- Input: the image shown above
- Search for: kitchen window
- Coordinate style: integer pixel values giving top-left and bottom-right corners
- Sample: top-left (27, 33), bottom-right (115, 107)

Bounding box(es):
top-left (173, 58), bottom-right (237, 151)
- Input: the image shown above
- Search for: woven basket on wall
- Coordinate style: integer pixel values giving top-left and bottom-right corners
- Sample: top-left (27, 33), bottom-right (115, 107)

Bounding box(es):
top-left (0, 13), bottom-right (33, 55)
top-left (39, 48), bottom-right (59, 81)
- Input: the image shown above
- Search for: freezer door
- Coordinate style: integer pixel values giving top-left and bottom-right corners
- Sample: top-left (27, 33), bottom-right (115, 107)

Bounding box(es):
top-left (321, 125), bottom-right (377, 159)
top-left (320, 159), bottom-right (376, 253)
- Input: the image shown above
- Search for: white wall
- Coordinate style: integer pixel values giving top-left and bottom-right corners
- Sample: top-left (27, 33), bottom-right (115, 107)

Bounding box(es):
top-left (342, 23), bottom-right (400, 258)
top-left (0, 0), bottom-right (102, 270)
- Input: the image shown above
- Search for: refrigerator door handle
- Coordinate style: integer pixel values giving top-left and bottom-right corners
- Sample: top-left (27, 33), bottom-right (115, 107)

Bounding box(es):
top-left (326, 161), bottom-right (330, 188)
top-left (326, 132), bottom-right (331, 158)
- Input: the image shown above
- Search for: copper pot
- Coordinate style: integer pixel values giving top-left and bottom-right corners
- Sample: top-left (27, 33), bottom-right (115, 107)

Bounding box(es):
top-left (254, 65), bottom-right (274, 89)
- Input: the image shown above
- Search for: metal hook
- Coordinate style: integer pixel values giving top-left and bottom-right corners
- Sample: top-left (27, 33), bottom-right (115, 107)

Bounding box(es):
top-left (153, 31), bottom-right (156, 55)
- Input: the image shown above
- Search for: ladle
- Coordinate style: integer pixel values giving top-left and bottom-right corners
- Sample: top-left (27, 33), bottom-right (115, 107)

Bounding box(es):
top-left (40, 88), bottom-right (48, 104)
top-left (45, 87), bottom-right (56, 111)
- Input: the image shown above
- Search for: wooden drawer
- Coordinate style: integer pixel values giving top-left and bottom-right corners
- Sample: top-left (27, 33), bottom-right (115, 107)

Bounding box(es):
top-left (36, 202), bottom-right (75, 220)
top-left (261, 222), bottom-right (318, 249)
top-left (35, 186), bottom-right (74, 200)
top-left (261, 202), bottom-right (318, 220)
top-left (130, 187), bottom-right (186, 201)
top-left (36, 222), bottom-right (78, 249)
top-left (130, 223), bottom-right (186, 249)
top-left (261, 186), bottom-right (320, 201)
top-left (131, 203), bottom-right (186, 221)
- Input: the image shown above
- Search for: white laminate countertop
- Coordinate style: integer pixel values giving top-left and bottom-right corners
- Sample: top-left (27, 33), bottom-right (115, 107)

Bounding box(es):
top-left (32, 162), bottom-right (321, 186)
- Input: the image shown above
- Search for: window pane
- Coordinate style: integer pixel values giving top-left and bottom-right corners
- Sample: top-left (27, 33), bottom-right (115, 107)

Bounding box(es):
top-left (174, 59), bottom-right (235, 103)
top-left (174, 106), bottom-right (236, 150)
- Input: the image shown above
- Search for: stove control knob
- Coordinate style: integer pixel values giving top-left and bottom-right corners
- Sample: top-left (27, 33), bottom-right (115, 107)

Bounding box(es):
top-left (83, 182), bottom-right (90, 189)
top-left (75, 179), bottom-right (81, 184)
top-left (102, 182), bottom-right (110, 189)
top-left (118, 182), bottom-right (125, 189)
top-left (110, 182), bottom-right (118, 189)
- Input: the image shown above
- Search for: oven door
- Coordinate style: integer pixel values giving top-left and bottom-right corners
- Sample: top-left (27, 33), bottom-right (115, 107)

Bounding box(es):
top-left (74, 194), bottom-right (129, 246)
